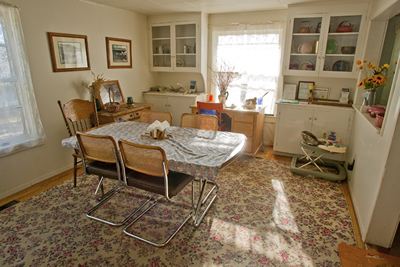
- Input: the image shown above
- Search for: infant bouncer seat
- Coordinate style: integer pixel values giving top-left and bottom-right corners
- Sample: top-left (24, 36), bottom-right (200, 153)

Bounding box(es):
top-left (290, 131), bottom-right (347, 181)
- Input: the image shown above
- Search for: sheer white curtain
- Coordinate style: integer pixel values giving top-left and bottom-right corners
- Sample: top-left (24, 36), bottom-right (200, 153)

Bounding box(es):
top-left (210, 23), bottom-right (285, 114)
top-left (0, 3), bottom-right (46, 157)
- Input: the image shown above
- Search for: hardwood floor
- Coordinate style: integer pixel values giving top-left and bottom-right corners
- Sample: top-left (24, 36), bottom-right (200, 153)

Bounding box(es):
top-left (0, 145), bottom-right (364, 249)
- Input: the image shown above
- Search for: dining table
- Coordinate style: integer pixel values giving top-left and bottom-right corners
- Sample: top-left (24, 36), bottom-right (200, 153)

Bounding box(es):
top-left (61, 120), bottom-right (247, 226)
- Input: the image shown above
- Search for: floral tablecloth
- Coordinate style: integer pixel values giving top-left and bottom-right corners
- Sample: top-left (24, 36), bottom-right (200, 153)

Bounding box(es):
top-left (62, 121), bottom-right (246, 180)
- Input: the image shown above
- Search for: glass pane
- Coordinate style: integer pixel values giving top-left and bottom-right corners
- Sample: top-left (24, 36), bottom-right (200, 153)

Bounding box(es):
top-left (0, 46), bottom-right (12, 79)
top-left (0, 106), bottom-right (24, 142)
top-left (175, 24), bottom-right (195, 38)
top-left (0, 82), bottom-right (20, 108)
top-left (289, 17), bottom-right (322, 72)
top-left (322, 15), bottom-right (361, 74)
top-left (152, 55), bottom-right (171, 67)
top-left (0, 22), bottom-right (4, 44)
top-left (152, 26), bottom-right (170, 39)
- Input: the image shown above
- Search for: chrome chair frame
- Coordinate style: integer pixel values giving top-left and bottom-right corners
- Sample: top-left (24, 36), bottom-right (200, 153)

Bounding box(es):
top-left (77, 133), bottom-right (146, 226)
top-left (118, 140), bottom-right (195, 247)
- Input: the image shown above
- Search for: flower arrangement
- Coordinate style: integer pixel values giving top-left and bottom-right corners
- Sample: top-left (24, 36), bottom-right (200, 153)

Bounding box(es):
top-left (356, 60), bottom-right (391, 91)
top-left (211, 61), bottom-right (241, 96)
top-left (82, 72), bottom-right (107, 98)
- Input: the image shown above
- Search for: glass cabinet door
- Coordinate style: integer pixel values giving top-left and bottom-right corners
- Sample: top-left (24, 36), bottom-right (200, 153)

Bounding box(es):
top-left (175, 24), bottom-right (196, 69)
top-left (288, 16), bottom-right (323, 75)
top-left (321, 15), bottom-right (362, 75)
top-left (152, 25), bottom-right (171, 68)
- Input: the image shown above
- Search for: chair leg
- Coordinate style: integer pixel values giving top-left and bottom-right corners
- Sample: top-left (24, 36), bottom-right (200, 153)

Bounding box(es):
top-left (87, 184), bottom-right (152, 227)
top-left (193, 178), bottom-right (219, 227)
top-left (73, 156), bottom-right (78, 187)
top-left (123, 183), bottom-right (196, 247)
top-left (94, 176), bottom-right (120, 201)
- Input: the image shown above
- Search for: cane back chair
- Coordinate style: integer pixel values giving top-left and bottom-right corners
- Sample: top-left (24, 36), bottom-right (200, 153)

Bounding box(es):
top-left (180, 113), bottom-right (219, 131)
top-left (118, 139), bottom-right (196, 247)
top-left (140, 110), bottom-right (172, 125)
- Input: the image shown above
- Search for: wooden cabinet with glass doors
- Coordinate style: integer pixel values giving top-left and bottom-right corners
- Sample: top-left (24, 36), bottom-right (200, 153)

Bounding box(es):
top-left (150, 23), bottom-right (199, 72)
top-left (283, 13), bottom-right (366, 78)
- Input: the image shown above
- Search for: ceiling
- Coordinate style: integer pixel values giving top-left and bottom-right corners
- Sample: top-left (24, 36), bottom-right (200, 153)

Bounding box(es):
top-left (82, 0), bottom-right (371, 16)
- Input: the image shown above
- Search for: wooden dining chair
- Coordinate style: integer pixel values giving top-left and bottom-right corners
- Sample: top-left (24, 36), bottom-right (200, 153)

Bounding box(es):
top-left (196, 102), bottom-right (229, 131)
top-left (140, 110), bottom-right (172, 125)
top-left (118, 139), bottom-right (196, 247)
top-left (180, 113), bottom-right (219, 131)
top-left (76, 132), bottom-right (142, 226)
top-left (58, 99), bottom-right (98, 187)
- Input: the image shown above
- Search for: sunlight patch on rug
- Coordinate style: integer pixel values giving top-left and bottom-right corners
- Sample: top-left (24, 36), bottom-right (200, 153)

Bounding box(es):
top-left (0, 155), bottom-right (356, 266)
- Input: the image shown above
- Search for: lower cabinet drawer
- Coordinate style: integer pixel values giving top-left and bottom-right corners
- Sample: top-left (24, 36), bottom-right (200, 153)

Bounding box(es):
top-left (234, 114), bottom-right (254, 123)
top-left (232, 122), bottom-right (253, 137)
top-left (117, 111), bottom-right (142, 121)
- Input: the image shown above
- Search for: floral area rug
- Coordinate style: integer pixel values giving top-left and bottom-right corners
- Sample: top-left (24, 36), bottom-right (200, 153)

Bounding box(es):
top-left (0, 155), bottom-right (356, 266)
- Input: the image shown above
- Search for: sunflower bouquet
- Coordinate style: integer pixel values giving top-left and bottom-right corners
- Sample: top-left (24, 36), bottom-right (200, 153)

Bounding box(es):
top-left (356, 60), bottom-right (391, 91)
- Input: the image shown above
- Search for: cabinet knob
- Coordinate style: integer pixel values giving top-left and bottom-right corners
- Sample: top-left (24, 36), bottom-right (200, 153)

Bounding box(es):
top-left (314, 118), bottom-right (317, 120)
top-left (309, 117), bottom-right (312, 120)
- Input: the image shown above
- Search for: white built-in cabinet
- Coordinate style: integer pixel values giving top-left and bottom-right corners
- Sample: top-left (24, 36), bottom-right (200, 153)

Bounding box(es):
top-left (143, 93), bottom-right (207, 126)
top-left (283, 11), bottom-right (367, 78)
top-left (273, 103), bottom-right (354, 161)
top-left (150, 22), bottom-right (200, 72)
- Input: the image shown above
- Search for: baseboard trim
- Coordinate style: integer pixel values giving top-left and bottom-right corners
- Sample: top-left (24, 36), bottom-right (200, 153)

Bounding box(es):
top-left (0, 165), bottom-right (72, 200)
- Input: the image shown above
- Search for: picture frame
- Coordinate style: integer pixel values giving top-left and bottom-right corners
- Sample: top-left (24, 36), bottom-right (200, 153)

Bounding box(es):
top-left (47, 32), bottom-right (90, 72)
top-left (283, 84), bottom-right (297, 100)
top-left (98, 80), bottom-right (125, 108)
top-left (313, 87), bottom-right (330, 99)
top-left (106, 37), bottom-right (132, 69)
top-left (297, 81), bottom-right (315, 100)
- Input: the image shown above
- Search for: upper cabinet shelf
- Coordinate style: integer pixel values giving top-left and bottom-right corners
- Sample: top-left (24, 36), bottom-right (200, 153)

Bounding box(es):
top-left (283, 11), bottom-right (367, 78)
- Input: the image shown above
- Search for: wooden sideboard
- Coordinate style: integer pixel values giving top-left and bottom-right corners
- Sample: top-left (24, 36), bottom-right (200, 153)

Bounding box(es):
top-left (190, 104), bottom-right (266, 154)
top-left (92, 103), bottom-right (153, 125)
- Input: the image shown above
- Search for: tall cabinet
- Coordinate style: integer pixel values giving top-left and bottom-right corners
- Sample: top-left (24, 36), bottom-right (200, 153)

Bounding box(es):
top-left (148, 13), bottom-right (208, 75)
top-left (150, 23), bottom-right (199, 72)
top-left (283, 9), bottom-right (367, 78)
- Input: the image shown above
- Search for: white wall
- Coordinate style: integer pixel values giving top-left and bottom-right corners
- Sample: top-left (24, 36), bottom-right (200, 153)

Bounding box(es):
top-left (345, 17), bottom-right (400, 247)
top-left (0, 0), bottom-right (156, 199)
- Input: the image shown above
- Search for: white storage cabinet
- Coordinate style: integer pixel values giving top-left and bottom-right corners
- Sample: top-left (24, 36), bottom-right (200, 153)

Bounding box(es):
top-left (273, 103), bottom-right (354, 161)
top-left (143, 93), bottom-right (207, 126)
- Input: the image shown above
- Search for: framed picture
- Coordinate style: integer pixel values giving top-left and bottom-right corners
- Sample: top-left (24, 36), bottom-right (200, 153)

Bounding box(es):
top-left (106, 37), bottom-right (132, 69)
top-left (313, 87), bottom-right (330, 99)
top-left (98, 80), bottom-right (125, 108)
top-left (47, 32), bottom-right (90, 72)
top-left (297, 81), bottom-right (315, 100)
top-left (283, 84), bottom-right (297, 100)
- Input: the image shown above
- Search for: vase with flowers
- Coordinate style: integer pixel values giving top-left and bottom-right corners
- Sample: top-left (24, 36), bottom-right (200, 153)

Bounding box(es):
top-left (211, 61), bottom-right (241, 106)
top-left (356, 60), bottom-right (391, 106)
top-left (82, 72), bottom-right (108, 125)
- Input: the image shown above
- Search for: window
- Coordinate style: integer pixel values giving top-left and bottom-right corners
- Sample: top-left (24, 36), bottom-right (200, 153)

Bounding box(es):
top-left (210, 23), bottom-right (285, 114)
top-left (0, 4), bottom-right (46, 157)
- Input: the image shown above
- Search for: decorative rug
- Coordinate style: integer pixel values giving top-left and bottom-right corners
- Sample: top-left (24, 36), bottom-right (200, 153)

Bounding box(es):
top-left (0, 155), bottom-right (356, 266)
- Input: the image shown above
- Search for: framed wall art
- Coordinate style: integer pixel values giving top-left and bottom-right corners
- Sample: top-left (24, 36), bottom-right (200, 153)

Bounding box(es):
top-left (47, 32), bottom-right (90, 72)
top-left (106, 37), bottom-right (132, 69)
top-left (297, 81), bottom-right (315, 100)
top-left (98, 80), bottom-right (125, 108)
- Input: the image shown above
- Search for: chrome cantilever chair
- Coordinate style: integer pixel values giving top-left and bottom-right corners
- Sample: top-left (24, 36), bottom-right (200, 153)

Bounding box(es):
top-left (180, 113), bottom-right (219, 131)
top-left (76, 132), bottom-right (145, 226)
top-left (140, 110), bottom-right (172, 125)
top-left (58, 99), bottom-right (97, 187)
top-left (118, 139), bottom-right (196, 247)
